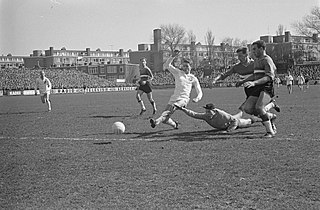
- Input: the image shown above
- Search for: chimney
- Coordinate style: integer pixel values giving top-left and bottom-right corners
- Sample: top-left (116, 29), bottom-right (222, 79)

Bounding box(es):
top-left (312, 33), bottom-right (318, 43)
top-left (119, 49), bottom-right (124, 57)
top-left (285, 31), bottom-right (291, 42)
top-left (153, 28), bottom-right (161, 52)
top-left (86, 48), bottom-right (90, 56)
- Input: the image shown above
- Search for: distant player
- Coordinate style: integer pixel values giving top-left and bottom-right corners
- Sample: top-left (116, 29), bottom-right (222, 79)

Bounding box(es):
top-left (284, 71), bottom-right (294, 94)
top-left (136, 57), bottom-right (157, 115)
top-left (175, 103), bottom-right (258, 132)
top-left (296, 72), bottom-right (305, 91)
top-left (150, 50), bottom-right (203, 129)
top-left (34, 70), bottom-right (52, 112)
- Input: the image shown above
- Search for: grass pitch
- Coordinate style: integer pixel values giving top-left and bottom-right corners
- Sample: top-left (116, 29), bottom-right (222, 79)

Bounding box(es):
top-left (0, 86), bottom-right (319, 209)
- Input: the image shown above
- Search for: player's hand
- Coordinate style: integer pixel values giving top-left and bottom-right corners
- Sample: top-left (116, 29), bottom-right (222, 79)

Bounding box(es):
top-left (212, 79), bottom-right (218, 85)
top-left (243, 81), bottom-right (255, 88)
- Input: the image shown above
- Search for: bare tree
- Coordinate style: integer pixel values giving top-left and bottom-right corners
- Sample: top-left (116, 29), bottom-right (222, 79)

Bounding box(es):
top-left (160, 23), bottom-right (187, 53)
top-left (221, 37), bottom-right (233, 46)
top-left (204, 29), bottom-right (215, 61)
top-left (187, 30), bottom-right (196, 43)
top-left (276, 24), bottom-right (285, 35)
top-left (292, 6), bottom-right (320, 37)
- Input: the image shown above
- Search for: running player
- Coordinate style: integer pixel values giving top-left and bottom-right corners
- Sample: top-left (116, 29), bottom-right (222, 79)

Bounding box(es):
top-left (150, 50), bottom-right (203, 129)
top-left (238, 40), bottom-right (277, 138)
top-left (212, 47), bottom-right (280, 118)
top-left (34, 70), bottom-right (52, 112)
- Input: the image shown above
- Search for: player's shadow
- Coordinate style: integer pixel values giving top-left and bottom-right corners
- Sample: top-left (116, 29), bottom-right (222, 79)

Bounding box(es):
top-left (133, 127), bottom-right (263, 142)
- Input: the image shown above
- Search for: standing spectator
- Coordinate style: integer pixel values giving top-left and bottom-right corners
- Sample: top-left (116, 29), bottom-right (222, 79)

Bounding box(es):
top-left (297, 72), bottom-right (305, 91)
top-left (34, 70), bottom-right (52, 112)
top-left (136, 57), bottom-right (157, 115)
top-left (150, 50), bottom-right (203, 129)
top-left (285, 71), bottom-right (294, 94)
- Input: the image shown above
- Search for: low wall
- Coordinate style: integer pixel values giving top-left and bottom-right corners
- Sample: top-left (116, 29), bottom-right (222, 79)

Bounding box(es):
top-left (1, 86), bottom-right (137, 97)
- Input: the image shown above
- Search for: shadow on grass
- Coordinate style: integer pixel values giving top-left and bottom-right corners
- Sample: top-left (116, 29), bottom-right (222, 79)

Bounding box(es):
top-left (0, 111), bottom-right (45, 115)
top-left (132, 127), bottom-right (264, 142)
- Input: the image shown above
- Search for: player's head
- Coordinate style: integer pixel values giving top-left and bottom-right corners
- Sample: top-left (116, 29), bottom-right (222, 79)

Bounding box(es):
top-left (181, 59), bottom-right (191, 74)
top-left (251, 40), bottom-right (266, 58)
top-left (40, 70), bottom-right (45, 78)
top-left (236, 47), bottom-right (249, 63)
top-left (140, 57), bottom-right (147, 67)
top-left (203, 103), bottom-right (215, 113)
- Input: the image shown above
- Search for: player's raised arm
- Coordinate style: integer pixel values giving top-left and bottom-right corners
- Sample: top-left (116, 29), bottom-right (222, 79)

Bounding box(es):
top-left (163, 50), bottom-right (180, 72)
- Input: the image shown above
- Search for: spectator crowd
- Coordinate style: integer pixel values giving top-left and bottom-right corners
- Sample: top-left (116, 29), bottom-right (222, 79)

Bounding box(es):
top-left (1, 64), bottom-right (319, 91)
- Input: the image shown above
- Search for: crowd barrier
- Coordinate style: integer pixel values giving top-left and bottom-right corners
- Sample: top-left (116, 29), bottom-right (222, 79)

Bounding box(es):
top-left (1, 86), bottom-right (137, 97)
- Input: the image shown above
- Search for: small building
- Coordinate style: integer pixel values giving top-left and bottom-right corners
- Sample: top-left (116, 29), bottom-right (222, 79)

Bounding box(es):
top-left (0, 54), bottom-right (25, 69)
top-left (23, 47), bottom-right (131, 69)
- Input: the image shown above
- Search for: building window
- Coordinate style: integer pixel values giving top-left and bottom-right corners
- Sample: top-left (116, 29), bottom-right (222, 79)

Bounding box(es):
top-left (107, 66), bottom-right (117, 73)
top-left (119, 67), bottom-right (124, 73)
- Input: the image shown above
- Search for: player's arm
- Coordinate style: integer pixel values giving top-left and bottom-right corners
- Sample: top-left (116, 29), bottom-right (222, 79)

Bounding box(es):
top-left (146, 68), bottom-right (154, 80)
top-left (212, 67), bottom-right (234, 84)
top-left (175, 105), bottom-right (206, 120)
top-left (236, 74), bottom-right (255, 87)
top-left (244, 59), bottom-right (275, 88)
top-left (46, 78), bottom-right (52, 90)
top-left (192, 77), bottom-right (203, 103)
top-left (34, 79), bottom-right (39, 95)
top-left (164, 50), bottom-right (180, 74)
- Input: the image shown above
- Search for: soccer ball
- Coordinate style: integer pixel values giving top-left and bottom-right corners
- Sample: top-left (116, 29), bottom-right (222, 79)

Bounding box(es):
top-left (112, 122), bottom-right (125, 134)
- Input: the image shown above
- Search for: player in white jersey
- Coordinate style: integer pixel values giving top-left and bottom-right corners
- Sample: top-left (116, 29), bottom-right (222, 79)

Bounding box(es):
top-left (284, 71), bottom-right (294, 94)
top-left (175, 103), bottom-right (257, 132)
top-left (296, 72), bottom-right (305, 91)
top-left (150, 50), bottom-right (203, 129)
top-left (34, 70), bottom-right (52, 111)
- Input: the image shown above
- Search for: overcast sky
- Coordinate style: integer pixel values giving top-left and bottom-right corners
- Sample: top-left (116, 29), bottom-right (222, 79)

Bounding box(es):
top-left (0, 0), bottom-right (319, 55)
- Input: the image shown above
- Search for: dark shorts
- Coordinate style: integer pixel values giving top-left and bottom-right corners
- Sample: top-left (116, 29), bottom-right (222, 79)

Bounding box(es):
top-left (138, 81), bottom-right (152, 93)
top-left (245, 81), bottom-right (274, 98)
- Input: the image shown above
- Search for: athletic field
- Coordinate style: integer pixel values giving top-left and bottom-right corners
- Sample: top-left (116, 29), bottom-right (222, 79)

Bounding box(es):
top-left (1, 86), bottom-right (319, 209)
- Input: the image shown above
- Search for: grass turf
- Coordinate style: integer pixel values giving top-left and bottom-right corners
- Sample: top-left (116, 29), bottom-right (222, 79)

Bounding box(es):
top-left (0, 86), bottom-right (319, 209)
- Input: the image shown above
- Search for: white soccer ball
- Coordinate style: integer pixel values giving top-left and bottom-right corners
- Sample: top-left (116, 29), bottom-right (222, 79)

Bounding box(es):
top-left (112, 122), bottom-right (125, 134)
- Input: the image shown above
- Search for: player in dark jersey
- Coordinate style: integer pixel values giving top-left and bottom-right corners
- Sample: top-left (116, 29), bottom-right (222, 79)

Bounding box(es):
top-left (238, 40), bottom-right (277, 138)
top-left (212, 47), bottom-right (280, 118)
top-left (136, 57), bottom-right (157, 115)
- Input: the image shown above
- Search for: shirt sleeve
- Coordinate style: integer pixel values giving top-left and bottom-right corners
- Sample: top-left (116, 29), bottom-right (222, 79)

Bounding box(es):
top-left (182, 108), bottom-right (206, 120)
top-left (192, 76), bottom-right (203, 102)
top-left (220, 66), bottom-right (235, 80)
top-left (45, 78), bottom-right (52, 90)
top-left (262, 57), bottom-right (276, 80)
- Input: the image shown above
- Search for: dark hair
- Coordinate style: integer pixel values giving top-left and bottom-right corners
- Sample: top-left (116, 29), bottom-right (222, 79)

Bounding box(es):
top-left (140, 57), bottom-right (147, 61)
top-left (252, 40), bottom-right (266, 50)
top-left (236, 47), bottom-right (248, 54)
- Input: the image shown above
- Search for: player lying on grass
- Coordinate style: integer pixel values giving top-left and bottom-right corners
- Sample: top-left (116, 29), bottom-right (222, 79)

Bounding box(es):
top-left (174, 103), bottom-right (259, 132)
